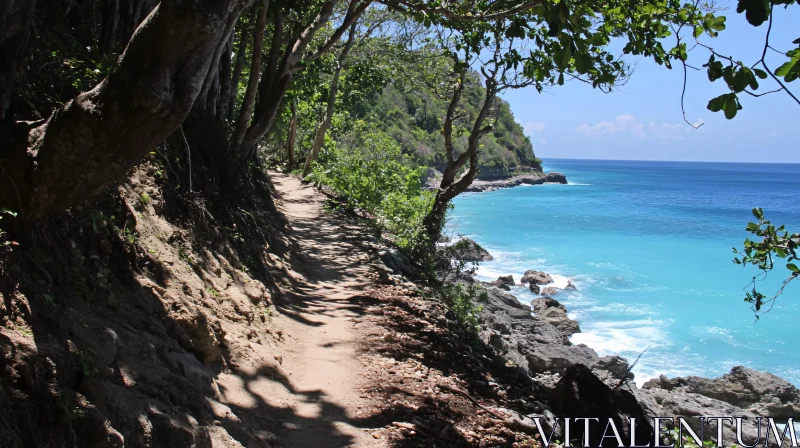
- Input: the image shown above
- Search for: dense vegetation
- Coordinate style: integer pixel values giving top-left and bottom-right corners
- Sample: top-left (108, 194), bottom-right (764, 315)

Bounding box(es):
top-left (0, 0), bottom-right (797, 336)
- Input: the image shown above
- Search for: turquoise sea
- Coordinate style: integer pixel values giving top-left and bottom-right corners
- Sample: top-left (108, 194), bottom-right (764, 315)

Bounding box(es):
top-left (451, 159), bottom-right (800, 386)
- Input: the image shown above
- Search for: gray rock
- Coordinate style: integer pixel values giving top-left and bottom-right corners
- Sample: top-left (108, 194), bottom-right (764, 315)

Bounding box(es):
top-left (488, 275), bottom-right (515, 290)
top-left (478, 286), bottom-right (599, 377)
top-left (531, 297), bottom-right (580, 336)
top-left (550, 364), bottom-right (654, 448)
top-left (448, 237), bottom-right (493, 262)
top-left (377, 248), bottom-right (416, 278)
top-left (529, 283), bottom-right (540, 294)
top-left (565, 280), bottom-right (577, 290)
top-left (521, 270), bottom-right (553, 285)
top-left (641, 366), bottom-right (800, 419)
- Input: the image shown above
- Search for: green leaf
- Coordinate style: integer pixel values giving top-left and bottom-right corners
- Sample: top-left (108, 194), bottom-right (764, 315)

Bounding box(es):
top-left (556, 44), bottom-right (572, 71)
top-left (788, 263), bottom-right (799, 273)
top-left (709, 16), bottom-right (727, 31)
top-left (694, 26), bottom-right (704, 38)
top-left (707, 96), bottom-right (725, 112)
top-left (736, 0), bottom-right (770, 26)
top-left (588, 33), bottom-right (607, 46)
top-left (775, 60), bottom-right (797, 77)
top-left (723, 94), bottom-right (739, 119)
top-left (754, 68), bottom-right (768, 79)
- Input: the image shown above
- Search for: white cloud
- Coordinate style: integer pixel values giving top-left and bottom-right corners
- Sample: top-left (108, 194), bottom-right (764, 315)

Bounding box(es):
top-left (576, 114), bottom-right (687, 140)
top-left (524, 121), bottom-right (546, 135)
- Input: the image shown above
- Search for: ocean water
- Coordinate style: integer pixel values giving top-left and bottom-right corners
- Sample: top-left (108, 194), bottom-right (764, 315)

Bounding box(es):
top-left (450, 159), bottom-right (800, 386)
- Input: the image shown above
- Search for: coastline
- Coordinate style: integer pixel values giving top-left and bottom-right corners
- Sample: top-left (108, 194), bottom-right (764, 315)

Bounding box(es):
top-left (452, 189), bottom-right (800, 445)
top-left (467, 265), bottom-right (800, 445)
top-left (424, 168), bottom-right (569, 192)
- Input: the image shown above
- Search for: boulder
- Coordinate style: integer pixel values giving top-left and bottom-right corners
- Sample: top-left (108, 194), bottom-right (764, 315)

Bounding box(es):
top-left (565, 280), bottom-right (577, 290)
top-left (529, 283), bottom-right (540, 294)
top-left (449, 238), bottom-right (493, 262)
top-left (549, 364), bottom-right (654, 448)
top-left (531, 298), bottom-right (580, 336)
top-left (377, 248), bottom-right (416, 278)
top-left (540, 287), bottom-right (559, 296)
top-left (641, 366), bottom-right (800, 420)
top-left (521, 270), bottom-right (553, 285)
top-left (488, 275), bottom-right (515, 290)
top-left (633, 386), bottom-right (766, 447)
top-left (478, 285), bottom-right (600, 378)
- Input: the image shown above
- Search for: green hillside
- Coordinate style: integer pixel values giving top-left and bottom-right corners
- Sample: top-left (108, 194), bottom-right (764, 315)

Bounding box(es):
top-left (352, 75), bottom-right (542, 178)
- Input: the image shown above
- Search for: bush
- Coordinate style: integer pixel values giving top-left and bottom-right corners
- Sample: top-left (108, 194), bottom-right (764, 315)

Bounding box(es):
top-left (307, 121), bottom-right (434, 253)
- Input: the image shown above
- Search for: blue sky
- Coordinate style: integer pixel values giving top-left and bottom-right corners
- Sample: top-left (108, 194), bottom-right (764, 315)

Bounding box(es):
top-left (503, 1), bottom-right (800, 162)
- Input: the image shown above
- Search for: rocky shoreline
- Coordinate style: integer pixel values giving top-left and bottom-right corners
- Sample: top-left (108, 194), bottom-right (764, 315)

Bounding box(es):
top-left (424, 168), bottom-right (569, 192)
top-left (465, 172), bottom-right (568, 192)
top-left (457, 243), bottom-right (800, 446)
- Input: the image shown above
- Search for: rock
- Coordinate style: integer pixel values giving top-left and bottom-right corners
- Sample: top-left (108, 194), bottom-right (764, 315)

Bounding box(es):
top-left (633, 386), bottom-right (765, 447)
top-left (641, 366), bottom-right (800, 420)
top-left (448, 238), bottom-right (493, 262)
top-left (529, 283), bottom-right (540, 294)
top-left (540, 287), bottom-right (559, 296)
top-left (549, 364), bottom-right (654, 448)
top-left (525, 343), bottom-right (598, 374)
top-left (488, 275), bottom-right (515, 290)
top-left (377, 248), bottom-right (416, 278)
top-left (521, 270), bottom-right (553, 285)
top-left (531, 298), bottom-right (580, 336)
top-left (565, 280), bottom-right (577, 290)
top-left (464, 171), bottom-right (569, 192)
top-left (592, 355), bottom-right (632, 380)
top-left (478, 286), bottom-right (599, 377)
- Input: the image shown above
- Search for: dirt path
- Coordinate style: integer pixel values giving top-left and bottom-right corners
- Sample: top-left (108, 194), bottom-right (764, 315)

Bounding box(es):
top-left (247, 172), bottom-right (382, 447)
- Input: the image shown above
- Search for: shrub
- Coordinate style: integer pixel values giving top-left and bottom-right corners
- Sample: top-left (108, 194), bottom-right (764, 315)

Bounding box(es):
top-left (308, 120), bottom-right (433, 253)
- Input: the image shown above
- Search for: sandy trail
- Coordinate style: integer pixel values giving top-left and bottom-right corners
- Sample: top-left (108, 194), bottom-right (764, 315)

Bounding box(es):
top-left (247, 172), bottom-right (382, 447)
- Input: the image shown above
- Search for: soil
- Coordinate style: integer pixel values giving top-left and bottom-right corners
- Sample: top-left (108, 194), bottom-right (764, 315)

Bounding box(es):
top-left (0, 165), bottom-right (546, 447)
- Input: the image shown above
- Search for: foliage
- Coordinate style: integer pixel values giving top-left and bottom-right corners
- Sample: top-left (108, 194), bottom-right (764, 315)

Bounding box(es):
top-left (359, 75), bottom-right (540, 173)
top-left (692, 0), bottom-right (799, 120)
top-left (307, 121), bottom-right (434, 252)
top-left (429, 239), bottom-right (489, 331)
top-left (734, 208), bottom-right (799, 317)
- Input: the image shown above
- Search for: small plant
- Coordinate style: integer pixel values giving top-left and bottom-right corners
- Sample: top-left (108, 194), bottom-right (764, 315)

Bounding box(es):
top-left (122, 222), bottom-right (138, 244)
top-left (139, 192), bottom-right (151, 206)
top-left (206, 287), bottom-right (221, 300)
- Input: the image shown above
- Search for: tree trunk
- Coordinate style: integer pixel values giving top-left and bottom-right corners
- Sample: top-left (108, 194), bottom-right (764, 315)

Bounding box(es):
top-left (229, 0), bottom-right (269, 153)
top-left (302, 21), bottom-right (357, 177)
top-left (235, 0), bottom-right (370, 160)
top-left (0, 0), bottom-right (36, 122)
top-left (227, 25), bottom-right (248, 121)
top-left (421, 76), bottom-right (497, 244)
top-left (286, 99), bottom-right (297, 169)
top-left (99, 0), bottom-right (120, 55)
top-left (217, 31), bottom-right (235, 119)
top-left (0, 0), bottom-right (254, 219)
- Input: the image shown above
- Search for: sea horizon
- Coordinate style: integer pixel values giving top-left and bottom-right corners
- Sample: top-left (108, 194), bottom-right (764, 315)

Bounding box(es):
top-left (540, 157), bottom-right (800, 165)
top-left (452, 158), bottom-right (800, 385)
